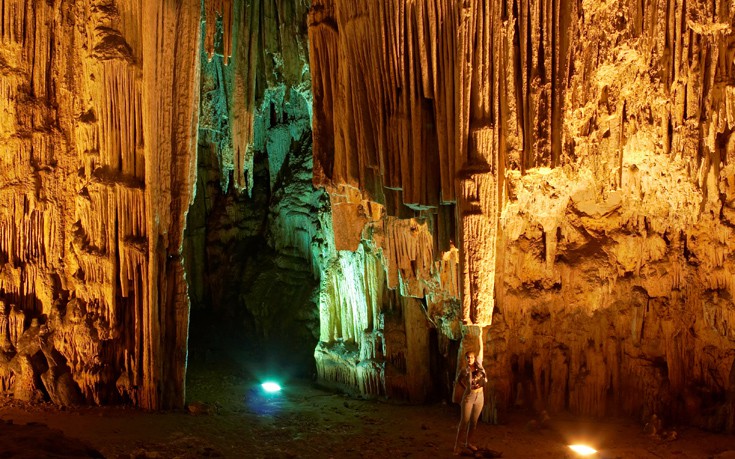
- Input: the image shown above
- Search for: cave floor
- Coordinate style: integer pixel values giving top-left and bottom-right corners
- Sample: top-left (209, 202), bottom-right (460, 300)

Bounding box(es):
top-left (0, 369), bottom-right (734, 459)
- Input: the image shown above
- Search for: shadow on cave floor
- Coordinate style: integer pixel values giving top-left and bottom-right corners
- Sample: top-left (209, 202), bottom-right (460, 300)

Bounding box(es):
top-left (1, 388), bottom-right (735, 458)
top-left (0, 416), bottom-right (103, 458)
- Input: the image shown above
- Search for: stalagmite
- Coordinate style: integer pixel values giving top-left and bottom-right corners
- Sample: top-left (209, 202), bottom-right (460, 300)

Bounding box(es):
top-left (8, 305), bottom-right (23, 348)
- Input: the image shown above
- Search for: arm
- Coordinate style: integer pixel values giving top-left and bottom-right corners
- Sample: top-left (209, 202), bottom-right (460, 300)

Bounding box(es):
top-left (477, 362), bottom-right (486, 378)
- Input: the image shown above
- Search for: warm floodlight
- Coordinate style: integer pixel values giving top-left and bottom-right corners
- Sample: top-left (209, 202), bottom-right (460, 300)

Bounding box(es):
top-left (568, 444), bottom-right (598, 456)
top-left (261, 382), bottom-right (282, 393)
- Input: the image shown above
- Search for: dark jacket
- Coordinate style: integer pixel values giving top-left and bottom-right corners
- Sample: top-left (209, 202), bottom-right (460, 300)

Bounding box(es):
top-left (456, 362), bottom-right (487, 394)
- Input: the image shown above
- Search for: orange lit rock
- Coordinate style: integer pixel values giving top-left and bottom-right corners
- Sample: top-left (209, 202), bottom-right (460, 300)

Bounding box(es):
top-left (308, 0), bottom-right (735, 430)
top-left (0, 0), bottom-right (200, 409)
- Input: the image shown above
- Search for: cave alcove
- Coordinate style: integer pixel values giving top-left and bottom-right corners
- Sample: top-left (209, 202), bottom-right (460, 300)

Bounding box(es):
top-left (183, 125), bottom-right (321, 406)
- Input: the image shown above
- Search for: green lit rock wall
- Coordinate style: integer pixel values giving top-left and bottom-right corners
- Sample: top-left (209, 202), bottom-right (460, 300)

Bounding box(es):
top-left (185, 1), bottom-right (321, 374)
top-left (188, 1), bottom-right (462, 403)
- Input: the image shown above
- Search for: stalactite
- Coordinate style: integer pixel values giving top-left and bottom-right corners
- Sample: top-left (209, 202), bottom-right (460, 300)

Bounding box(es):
top-left (383, 217), bottom-right (435, 297)
top-left (204, 0), bottom-right (234, 64)
top-left (98, 60), bottom-right (144, 179)
top-left (0, 0), bottom-right (201, 410)
top-left (227, 1), bottom-right (263, 193)
top-left (459, 127), bottom-right (500, 325)
top-left (309, 0), bottom-right (579, 339)
top-left (435, 243), bottom-right (461, 303)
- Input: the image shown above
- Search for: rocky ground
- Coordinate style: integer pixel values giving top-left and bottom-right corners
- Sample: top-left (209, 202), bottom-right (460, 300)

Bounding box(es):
top-left (0, 362), bottom-right (734, 459)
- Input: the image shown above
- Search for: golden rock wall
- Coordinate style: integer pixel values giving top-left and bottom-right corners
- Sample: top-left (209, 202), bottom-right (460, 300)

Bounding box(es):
top-left (309, 0), bottom-right (735, 427)
top-left (0, 0), bottom-right (200, 409)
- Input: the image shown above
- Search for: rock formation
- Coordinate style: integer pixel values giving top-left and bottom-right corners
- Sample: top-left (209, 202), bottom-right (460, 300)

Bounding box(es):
top-left (308, 0), bottom-right (735, 430)
top-left (187, 0), bottom-right (320, 375)
top-left (0, 0), bottom-right (200, 409)
top-left (1, 0), bottom-right (734, 433)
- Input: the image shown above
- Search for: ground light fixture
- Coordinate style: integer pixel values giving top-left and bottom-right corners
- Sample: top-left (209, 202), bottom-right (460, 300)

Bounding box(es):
top-left (568, 444), bottom-right (598, 456)
top-left (261, 381), bottom-right (282, 393)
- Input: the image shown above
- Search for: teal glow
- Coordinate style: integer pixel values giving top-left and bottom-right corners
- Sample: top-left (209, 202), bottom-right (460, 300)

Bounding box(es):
top-left (261, 382), bottom-right (282, 393)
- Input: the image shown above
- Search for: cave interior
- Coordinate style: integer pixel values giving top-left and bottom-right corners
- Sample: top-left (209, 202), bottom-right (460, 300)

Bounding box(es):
top-left (0, 0), bottom-right (734, 444)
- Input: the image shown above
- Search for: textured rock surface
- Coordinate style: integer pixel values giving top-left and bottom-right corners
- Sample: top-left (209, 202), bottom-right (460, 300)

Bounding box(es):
top-left (2, 0), bottom-right (735, 434)
top-left (188, 0), bottom-right (321, 376)
top-left (0, 0), bottom-right (319, 409)
top-left (308, 0), bottom-right (735, 430)
top-left (0, 0), bottom-right (200, 409)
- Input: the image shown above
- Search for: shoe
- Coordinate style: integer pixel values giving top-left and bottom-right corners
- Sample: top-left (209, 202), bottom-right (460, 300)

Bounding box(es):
top-left (466, 444), bottom-right (478, 452)
top-left (453, 446), bottom-right (461, 456)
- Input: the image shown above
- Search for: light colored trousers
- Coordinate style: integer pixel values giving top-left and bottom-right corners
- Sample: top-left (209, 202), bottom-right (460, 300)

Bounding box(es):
top-left (455, 388), bottom-right (484, 448)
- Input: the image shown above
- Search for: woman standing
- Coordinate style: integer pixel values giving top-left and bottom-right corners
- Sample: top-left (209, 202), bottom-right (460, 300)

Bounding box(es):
top-left (454, 351), bottom-right (487, 455)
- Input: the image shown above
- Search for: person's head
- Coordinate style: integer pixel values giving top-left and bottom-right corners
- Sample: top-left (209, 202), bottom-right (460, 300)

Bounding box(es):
top-left (465, 351), bottom-right (476, 366)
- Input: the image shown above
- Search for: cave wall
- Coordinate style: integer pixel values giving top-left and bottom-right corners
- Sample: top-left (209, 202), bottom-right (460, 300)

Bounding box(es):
top-left (308, 0), bottom-right (735, 429)
top-left (0, 0), bottom-right (200, 409)
top-left (2, 0), bottom-right (735, 430)
top-left (186, 0), bottom-right (324, 376)
top-left (0, 0), bottom-right (326, 409)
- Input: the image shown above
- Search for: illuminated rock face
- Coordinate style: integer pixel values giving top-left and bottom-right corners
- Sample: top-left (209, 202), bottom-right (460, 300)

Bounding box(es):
top-left (0, 0), bottom-right (200, 409)
top-left (2, 0), bottom-right (735, 431)
top-left (0, 0), bottom-right (318, 409)
top-left (309, 0), bottom-right (735, 429)
top-left (186, 0), bottom-right (320, 373)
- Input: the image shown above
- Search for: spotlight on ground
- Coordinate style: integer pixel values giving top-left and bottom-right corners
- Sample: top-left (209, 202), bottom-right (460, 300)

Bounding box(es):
top-left (261, 381), bottom-right (282, 393)
top-left (568, 444), bottom-right (598, 456)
